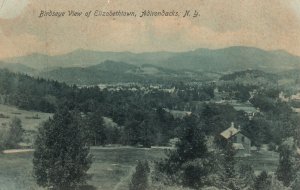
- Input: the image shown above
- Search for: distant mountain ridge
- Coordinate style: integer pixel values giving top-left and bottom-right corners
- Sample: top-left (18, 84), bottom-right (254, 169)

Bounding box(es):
top-left (3, 46), bottom-right (300, 73)
top-left (37, 60), bottom-right (210, 85)
top-left (3, 49), bottom-right (175, 71)
top-left (0, 61), bottom-right (36, 74)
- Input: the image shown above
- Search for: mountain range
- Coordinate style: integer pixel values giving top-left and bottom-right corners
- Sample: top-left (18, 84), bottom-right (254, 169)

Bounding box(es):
top-left (38, 60), bottom-right (210, 85)
top-left (1, 46), bottom-right (300, 84)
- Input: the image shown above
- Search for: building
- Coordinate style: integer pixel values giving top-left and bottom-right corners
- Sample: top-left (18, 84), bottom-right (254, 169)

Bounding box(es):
top-left (163, 108), bottom-right (192, 119)
top-left (232, 102), bottom-right (260, 120)
top-left (220, 122), bottom-right (251, 157)
top-left (291, 93), bottom-right (300, 102)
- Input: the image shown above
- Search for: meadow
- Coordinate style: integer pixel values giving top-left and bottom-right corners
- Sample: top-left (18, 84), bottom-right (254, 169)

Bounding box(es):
top-left (0, 147), bottom-right (278, 190)
top-left (0, 147), bottom-right (165, 190)
top-left (0, 104), bottom-right (280, 189)
top-left (0, 104), bottom-right (53, 147)
top-left (0, 104), bottom-right (52, 131)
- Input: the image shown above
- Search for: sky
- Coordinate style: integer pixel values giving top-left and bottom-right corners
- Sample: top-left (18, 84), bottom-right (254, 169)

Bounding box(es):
top-left (0, 0), bottom-right (300, 59)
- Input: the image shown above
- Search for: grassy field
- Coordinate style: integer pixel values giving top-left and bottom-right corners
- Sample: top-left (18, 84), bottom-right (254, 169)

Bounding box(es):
top-left (0, 147), bottom-right (279, 190)
top-left (0, 147), bottom-right (166, 190)
top-left (0, 104), bottom-right (52, 131)
top-left (240, 150), bottom-right (279, 175)
top-left (0, 104), bottom-right (280, 189)
top-left (0, 104), bottom-right (53, 147)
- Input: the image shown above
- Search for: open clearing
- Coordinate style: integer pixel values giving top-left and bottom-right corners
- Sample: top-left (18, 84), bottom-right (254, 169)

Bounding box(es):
top-left (0, 104), bottom-right (52, 131)
top-left (0, 147), bottom-right (165, 190)
top-left (0, 147), bottom-right (278, 190)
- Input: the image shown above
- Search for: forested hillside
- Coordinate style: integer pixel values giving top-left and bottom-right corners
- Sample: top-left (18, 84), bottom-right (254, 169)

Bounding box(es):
top-left (1, 67), bottom-right (300, 189)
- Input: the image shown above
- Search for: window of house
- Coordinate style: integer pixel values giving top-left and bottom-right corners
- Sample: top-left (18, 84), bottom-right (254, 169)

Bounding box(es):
top-left (242, 136), bottom-right (245, 142)
top-left (233, 136), bottom-right (237, 142)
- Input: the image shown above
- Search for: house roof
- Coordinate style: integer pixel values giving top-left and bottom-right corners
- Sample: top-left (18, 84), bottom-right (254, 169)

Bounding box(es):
top-left (220, 124), bottom-right (240, 139)
top-left (233, 105), bottom-right (258, 114)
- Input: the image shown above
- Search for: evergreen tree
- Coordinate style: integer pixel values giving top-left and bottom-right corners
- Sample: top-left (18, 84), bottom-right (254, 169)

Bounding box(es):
top-left (139, 121), bottom-right (153, 148)
top-left (221, 142), bottom-right (245, 190)
top-left (85, 110), bottom-right (106, 146)
top-left (223, 142), bottom-right (237, 179)
top-left (33, 107), bottom-right (92, 190)
top-left (6, 117), bottom-right (24, 148)
top-left (129, 161), bottom-right (150, 190)
top-left (157, 115), bottom-right (211, 188)
top-left (254, 171), bottom-right (271, 190)
top-left (176, 115), bottom-right (208, 164)
top-left (239, 163), bottom-right (256, 189)
top-left (276, 139), bottom-right (297, 187)
top-left (291, 172), bottom-right (300, 190)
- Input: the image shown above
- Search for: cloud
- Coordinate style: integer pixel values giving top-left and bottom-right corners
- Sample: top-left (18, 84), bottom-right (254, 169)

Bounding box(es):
top-left (0, 0), bottom-right (300, 59)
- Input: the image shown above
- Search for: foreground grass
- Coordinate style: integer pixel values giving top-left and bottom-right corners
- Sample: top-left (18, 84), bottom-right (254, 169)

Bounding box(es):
top-left (0, 147), bottom-right (278, 190)
top-left (239, 149), bottom-right (279, 174)
top-left (0, 147), bottom-right (165, 190)
top-left (0, 104), bottom-right (52, 131)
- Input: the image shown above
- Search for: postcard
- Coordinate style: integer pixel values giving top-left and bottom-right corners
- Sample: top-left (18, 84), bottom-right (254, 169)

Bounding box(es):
top-left (0, 0), bottom-right (299, 190)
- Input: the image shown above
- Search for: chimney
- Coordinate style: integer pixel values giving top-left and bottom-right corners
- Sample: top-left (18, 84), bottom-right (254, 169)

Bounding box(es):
top-left (231, 122), bottom-right (234, 128)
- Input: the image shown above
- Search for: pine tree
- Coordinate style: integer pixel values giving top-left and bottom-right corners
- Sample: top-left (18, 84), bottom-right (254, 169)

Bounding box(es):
top-left (223, 142), bottom-right (237, 179)
top-left (157, 115), bottom-right (211, 188)
top-left (291, 172), bottom-right (300, 190)
top-left (276, 141), bottom-right (296, 187)
top-left (85, 110), bottom-right (106, 146)
top-left (33, 107), bottom-right (92, 190)
top-left (254, 171), bottom-right (271, 190)
top-left (129, 161), bottom-right (150, 190)
top-left (239, 163), bottom-right (256, 188)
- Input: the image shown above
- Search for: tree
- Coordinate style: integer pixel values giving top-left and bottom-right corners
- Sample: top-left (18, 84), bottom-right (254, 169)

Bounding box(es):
top-left (276, 138), bottom-right (297, 187)
top-left (239, 164), bottom-right (255, 189)
top-left (157, 115), bottom-right (211, 188)
top-left (33, 108), bottom-right (92, 190)
top-left (214, 142), bottom-right (253, 190)
top-left (175, 116), bottom-right (208, 164)
top-left (254, 171), bottom-right (271, 190)
top-left (129, 161), bottom-right (150, 190)
top-left (291, 172), bottom-right (300, 190)
top-left (220, 142), bottom-right (248, 190)
top-left (139, 120), bottom-right (155, 148)
top-left (85, 110), bottom-right (106, 146)
top-left (5, 117), bottom-right (24, 148)
top-left (0, 128), bottom-right (8, 151)
top-left (223, 142), bottom-right (237, 179)
top-left (123, 120), bottom-right (140, 146)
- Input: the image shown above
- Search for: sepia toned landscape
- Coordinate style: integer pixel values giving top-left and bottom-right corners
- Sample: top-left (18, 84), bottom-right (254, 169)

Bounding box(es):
top-left (1, 46), bottom-right (300, 190)
top-left (1, 0), bottom-right (300, 190)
